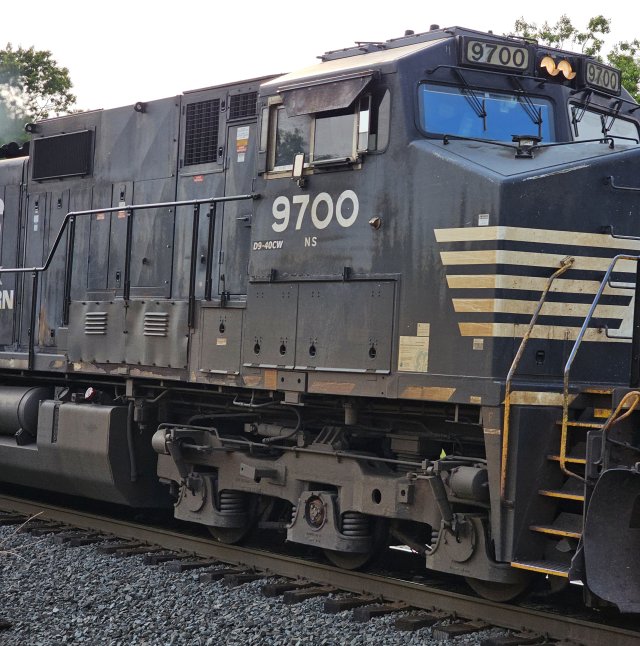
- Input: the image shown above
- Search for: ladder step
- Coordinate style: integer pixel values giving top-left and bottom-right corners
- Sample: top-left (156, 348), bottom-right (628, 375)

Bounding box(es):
top-left (530, 512), bottom-right (583, 539)
top-left (548, 440), bottom-right (587, 465)
top-left (530, 524), bottom-right (581, 539)
top-left (510, 560), bottom-right (570, 578)
top-left (539, 489), bottom-right (584, 501)
top-left (580, 387), bottom-right (614, 395)
top-left (555, 420), bottom-right (601, 429)
top-left (547, 455), bottom-right (586, 465)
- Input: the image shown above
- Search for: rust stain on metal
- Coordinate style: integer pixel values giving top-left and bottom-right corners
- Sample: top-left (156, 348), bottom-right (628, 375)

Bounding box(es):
top-left (264, 369), bottom-right (278, 390)
top-left (0, 359), bottom-right (28, 369)
top-left (400, 386), bottom-right (455, 401)
top-left (309, 381), bottom-right (356, 395)
top-left (507, 391), bottom-right (577, 407)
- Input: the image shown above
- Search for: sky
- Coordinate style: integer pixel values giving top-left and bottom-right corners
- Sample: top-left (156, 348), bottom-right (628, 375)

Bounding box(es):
top-left (1, 1), bottom-right (639, 112)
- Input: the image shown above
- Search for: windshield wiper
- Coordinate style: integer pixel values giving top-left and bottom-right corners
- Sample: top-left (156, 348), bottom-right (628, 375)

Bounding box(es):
top-left (571, 89), bottom-right (593, 137)
top-left (452, 68), bottom-right (487, 130)
top-left (602, 99), bottom-right (623, 136)
top-left (509, 77), bottom-right (543, 139)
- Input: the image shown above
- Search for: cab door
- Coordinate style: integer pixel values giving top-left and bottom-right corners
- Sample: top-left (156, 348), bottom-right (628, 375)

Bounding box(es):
top-left (219, 121), bottom-right (256, 297)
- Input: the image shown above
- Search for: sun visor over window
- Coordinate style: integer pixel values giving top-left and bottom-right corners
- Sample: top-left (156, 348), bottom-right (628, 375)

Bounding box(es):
top-left (280, 73), bottom-right (374, 117)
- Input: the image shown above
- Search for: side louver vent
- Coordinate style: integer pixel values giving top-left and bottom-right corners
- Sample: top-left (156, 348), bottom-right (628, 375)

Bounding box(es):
top-left (229, 92), bottom-right (258, 119)
top-left (32, 130), bottom-right (93, 181)
top-left (184, 99), bottom-right (220, 166)
top-left (144, 312), bottom-right (169, 337)
top-left (84, 311), bottom-right (107, 335)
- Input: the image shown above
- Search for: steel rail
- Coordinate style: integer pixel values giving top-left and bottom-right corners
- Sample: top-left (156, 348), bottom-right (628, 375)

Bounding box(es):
top-left (0, 493), bottom-right (638, 645)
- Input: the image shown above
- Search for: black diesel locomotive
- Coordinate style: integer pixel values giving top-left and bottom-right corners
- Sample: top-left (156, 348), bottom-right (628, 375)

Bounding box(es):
top-left (1, 25), bottom-right (639, 611)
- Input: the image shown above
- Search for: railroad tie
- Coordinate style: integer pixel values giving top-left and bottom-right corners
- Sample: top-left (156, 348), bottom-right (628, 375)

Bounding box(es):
top-left (324, 595), bottom-right (378, 614)
top-left (283, 586), bottom-right (337, 604)
top-left (394, 610), bottom-right (451, 631)
top-left (222, 571), bottom-right (265, 587)
top-left (480, 632), bottom-right (545, 646)
top-left (96, 541), bottom-right (145, 554)
top-left (67, 535), bottom-right (109, 547)
top-left (352, 601), bottom-right (409, 622)
top-left (53, 531), bottom-right (101, 545)
top-left (261, 581), bottom-right (316, 598)
top-left (432, 621), bottom-right (490, 640)
top-left (28, 524), bottom-right (69, 536)
top-left (165, 558), bottom-right (221, 573)
top-left (113, 545), bottom-right (165, 558)
top-left (143, 551), bottom-right (190, 565)
top-left (0, 514), bottom-right (29, 526)
top-left (199, 567), bottom-right (246, 583)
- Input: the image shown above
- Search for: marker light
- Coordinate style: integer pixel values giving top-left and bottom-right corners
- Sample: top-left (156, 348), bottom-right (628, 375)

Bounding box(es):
top-left (556, 60), bottom-right (576, 80)
top-left (540, 56), bottom-right (576, 80)
top-left (540, 56), bottom-right (560, 76)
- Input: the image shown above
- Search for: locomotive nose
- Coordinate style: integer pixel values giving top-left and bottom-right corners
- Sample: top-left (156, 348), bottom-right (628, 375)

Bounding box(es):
top-left (583, 467), bottom-right (640, 613)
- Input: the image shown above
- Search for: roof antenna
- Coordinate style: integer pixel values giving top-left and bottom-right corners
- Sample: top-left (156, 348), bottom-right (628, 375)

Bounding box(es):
top-left (405, 29), bottom-right (415, 36)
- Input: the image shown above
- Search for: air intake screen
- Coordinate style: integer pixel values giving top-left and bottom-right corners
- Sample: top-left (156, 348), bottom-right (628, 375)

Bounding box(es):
top-left (229, 92), bottom-right (258, 120)
top-left (184, 99), bottom-right (220, 166)
top-left (32, 130), bottom-right (93, 180)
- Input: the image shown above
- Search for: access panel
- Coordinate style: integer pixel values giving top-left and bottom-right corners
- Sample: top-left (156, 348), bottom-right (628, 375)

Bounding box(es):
top-left (242, 284), bottom-right (298, 367)
top-left (295, 282), bottom-right (395, 372)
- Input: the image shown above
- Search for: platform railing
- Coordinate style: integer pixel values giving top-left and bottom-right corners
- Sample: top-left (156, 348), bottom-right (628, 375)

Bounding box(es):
top-left (560, 253), bottom-right (640, 481)
top-left (0, 193), bottom-right (259, 369)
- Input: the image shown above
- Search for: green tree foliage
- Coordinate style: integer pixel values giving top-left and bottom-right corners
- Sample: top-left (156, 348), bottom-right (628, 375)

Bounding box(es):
top-left (608, 40), bottom-right (640, 102)
top-left (0, 44), bottom-right (76, 144)
top-left (512, 16), bottom-right (640, 101)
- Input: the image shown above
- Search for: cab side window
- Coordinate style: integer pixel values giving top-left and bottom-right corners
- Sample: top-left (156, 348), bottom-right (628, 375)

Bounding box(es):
top-left (273, 108), bottom-right (310, 170)
top-left (265, 86), bottom-right (390, 173)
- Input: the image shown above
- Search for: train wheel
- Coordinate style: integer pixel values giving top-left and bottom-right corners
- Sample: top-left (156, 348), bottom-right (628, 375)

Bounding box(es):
top-left (465, 576), bottom-right (531, 602)
top-left (207, 490), bottom-right (258, 544)
top-left (323, 548), bottom-right (375, 570)
top-left (207, 525), bottom-right (253, 545)
top-left (323, 516), bottom-right (388, 570)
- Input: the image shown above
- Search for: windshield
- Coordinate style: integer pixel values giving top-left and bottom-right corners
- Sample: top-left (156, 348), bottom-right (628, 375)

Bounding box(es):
top-left (418, 83), bottom-right (555, 142)
top-left (570, 105), bottom-right (639, 142)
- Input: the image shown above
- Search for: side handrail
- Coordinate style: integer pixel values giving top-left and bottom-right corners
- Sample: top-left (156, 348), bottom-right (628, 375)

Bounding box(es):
top-left (560, 253), bottom-right (640, 481)
top-left (0, 193), bottom-right (259, 369)
top-left (500, 256), bottom-right (574, 504)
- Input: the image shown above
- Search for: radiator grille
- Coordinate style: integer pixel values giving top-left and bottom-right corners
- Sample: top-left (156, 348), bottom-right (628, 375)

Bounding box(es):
top-left (144, 312), bottom-right (169, 337)
top-left (84, 311), bottom-right (107, 335)
top-left (229, 92), bottom-right (257, 119)
top-left (184, 99), bottom-right (220, 166)
top-left (32, 130), bottom-right (93, 180)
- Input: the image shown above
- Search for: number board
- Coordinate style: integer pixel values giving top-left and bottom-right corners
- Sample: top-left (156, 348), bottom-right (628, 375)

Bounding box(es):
top-left (460, 37), bottom-right (531, 73)
top-left (583, 61), bottom-right (621, 95)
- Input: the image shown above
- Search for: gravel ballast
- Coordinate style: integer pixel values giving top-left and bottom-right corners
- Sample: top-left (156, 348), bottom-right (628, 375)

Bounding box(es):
top-left (0, 524), bottom-right (509, 645)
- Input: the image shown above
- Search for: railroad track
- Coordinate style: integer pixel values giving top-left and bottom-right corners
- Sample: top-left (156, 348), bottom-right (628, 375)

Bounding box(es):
top-left (1, 492), bottom-right (638, 646)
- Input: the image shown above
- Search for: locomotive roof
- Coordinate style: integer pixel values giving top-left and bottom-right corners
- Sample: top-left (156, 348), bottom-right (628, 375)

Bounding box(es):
top-left (260, 37), bottom-right (447, 93)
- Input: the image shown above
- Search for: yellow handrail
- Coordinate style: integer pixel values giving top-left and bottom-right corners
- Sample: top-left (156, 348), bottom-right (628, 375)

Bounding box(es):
top-left (500, 256), bottom-right (574, 503)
